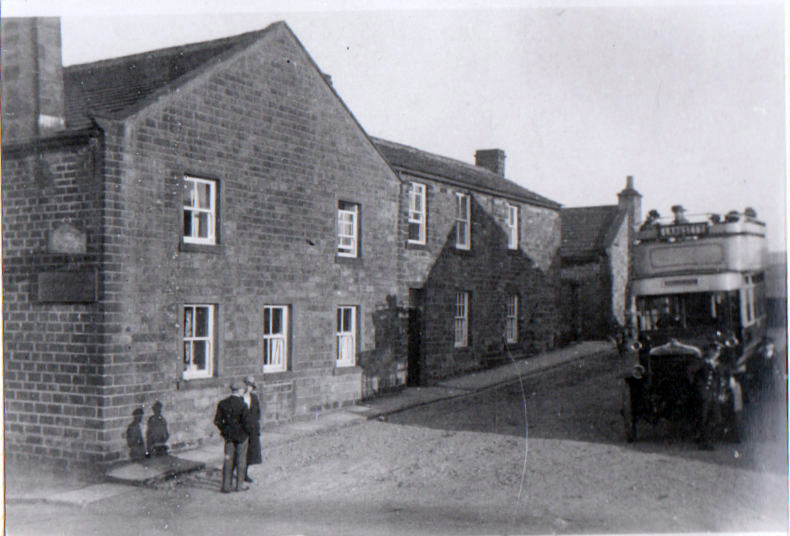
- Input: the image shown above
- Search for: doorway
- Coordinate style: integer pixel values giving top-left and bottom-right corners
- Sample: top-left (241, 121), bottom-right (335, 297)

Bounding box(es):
top-left (407, 288), bottom-right (424, 386)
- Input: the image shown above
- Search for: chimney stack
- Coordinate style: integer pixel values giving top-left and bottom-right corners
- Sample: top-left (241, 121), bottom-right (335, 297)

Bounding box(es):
top-left (617, 175), bottom-right (642, 233)
top-left (474, 149), bottom-right (505, 176)
top-left (1, 17), bottom-right (66, 141)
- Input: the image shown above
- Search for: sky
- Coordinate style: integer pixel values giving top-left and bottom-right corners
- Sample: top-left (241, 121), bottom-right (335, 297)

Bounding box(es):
top-left (4, 0), bottom-right (787, 251)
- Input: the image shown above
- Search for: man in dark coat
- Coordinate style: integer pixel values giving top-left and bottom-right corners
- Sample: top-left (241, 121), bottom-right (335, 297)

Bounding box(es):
top-left (214, 382), bottom-right (252, 493)
top-left (242, 375), bottom-right (262, 483)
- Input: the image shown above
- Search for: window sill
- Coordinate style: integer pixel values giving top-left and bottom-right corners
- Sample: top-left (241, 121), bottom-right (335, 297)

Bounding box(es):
top-left (333, 365), bottom-right (362, 376)
top-left (453, 247), bottom-right (473, 257)
top-left (180, 241), bottom-right (224, 254)
top-left (262, 370), bottom-right (294, 383)
top-left (335, 255), bottom-right (363, 266)
top-left (176, 376), bottom-right (221, 391)
top-left (405, 241), bottom-right (429, 251)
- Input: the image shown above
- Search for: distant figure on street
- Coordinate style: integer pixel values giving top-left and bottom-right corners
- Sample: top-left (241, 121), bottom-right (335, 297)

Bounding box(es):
top-left (242, 376), bottom-right (262, 483)
top-left (126, 407), bottom-right (146, 461)
top-left (214, 382), bottom-right (252, 493)
top-left (146, 401), bottom-right (169, 457)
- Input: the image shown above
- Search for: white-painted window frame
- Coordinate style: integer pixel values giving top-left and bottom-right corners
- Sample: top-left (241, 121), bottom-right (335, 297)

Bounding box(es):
top-left (337, 201), bottom-right (359, 257)
top-left (183, 176), bottom-right (216, 245)
top-left (506, 203), bottom-right (519, 250)
top-left (454, 292), bottom-right (469, 348)
top-left (183, 304), bottom-right (214, 379)
top-left (455, 193), bottom-right (470, 250)
top-left (263, 305), bottom-right (288, 373)
top-left (506, 294), bottom-right (519, 343)
top-left (408, 182), bottom-right (427, 244)
top-left (336, 306), bottom-right (357, 367)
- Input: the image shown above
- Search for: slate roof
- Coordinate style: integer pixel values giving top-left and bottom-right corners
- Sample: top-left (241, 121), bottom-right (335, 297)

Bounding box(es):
top-left (63, 24), bottom-right (279, 129)
top-left (372, 138), bottom-right (560, 209)
top-left (560, 205), bottom-right (627, 261)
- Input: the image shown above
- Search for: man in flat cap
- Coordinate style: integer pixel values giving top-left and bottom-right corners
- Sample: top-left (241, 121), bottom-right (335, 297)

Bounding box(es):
top-left (214, 382), bottom-right (252, 493)
top-left (242, 375), bottom-right (262, 483)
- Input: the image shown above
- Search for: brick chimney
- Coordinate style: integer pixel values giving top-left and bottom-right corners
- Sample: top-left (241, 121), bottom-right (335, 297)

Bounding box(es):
top-left (474, 149), bottom-right (505, 176)
top-left (1, 17), bottom-right (66, 141)
top-left (617, 175), bottom-right (642, 233)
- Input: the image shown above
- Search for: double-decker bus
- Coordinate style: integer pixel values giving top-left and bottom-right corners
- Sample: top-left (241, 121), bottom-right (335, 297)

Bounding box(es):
top-left (622, 206), bottom-right (776, 445)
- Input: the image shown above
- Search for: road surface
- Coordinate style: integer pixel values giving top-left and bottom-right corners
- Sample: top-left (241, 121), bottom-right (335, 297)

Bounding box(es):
top-left (7, 349), bottom-right (787, 535)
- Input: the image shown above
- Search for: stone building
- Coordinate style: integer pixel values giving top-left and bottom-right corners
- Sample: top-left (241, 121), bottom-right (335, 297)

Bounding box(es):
top-left (2, 17), bottom-right (562, 469)
top-left (374, 139), bottom-right (562, 384)
top-left (559, 177), bottom-right (641, 341)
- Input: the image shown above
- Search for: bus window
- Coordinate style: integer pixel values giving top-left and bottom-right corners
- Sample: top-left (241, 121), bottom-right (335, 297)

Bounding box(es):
top-left (741, 275), bottom-right (757, 326)
top-left (636, 291), bottom-right (738, 333)
top-left (755, 280), bottom-right (766, 318)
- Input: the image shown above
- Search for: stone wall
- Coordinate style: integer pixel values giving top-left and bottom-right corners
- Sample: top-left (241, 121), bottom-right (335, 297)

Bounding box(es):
top-left (607, 216), bottom-right (630, 327)
top-left (560, 260), bottom-right (612, 341)
top-left (400, 174), bottom-right (561, 383)
top-left (93, 25), bottom-right (403, 461)
top-left (2, 133), bottom-right (106, 469)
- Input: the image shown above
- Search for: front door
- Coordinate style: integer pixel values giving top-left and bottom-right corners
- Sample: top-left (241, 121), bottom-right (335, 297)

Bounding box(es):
top-left (407, 288), bottom-right (424, 386)
top-left (571, 282), bottom-right (582, 340)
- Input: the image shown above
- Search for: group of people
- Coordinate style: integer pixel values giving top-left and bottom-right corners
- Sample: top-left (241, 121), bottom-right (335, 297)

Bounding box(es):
top-left (213, 376), bottom-right (262, 493)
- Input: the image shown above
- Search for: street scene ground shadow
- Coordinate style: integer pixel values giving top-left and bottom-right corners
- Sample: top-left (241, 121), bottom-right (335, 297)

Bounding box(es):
top-left (385, 350), bottom-right (788, 475)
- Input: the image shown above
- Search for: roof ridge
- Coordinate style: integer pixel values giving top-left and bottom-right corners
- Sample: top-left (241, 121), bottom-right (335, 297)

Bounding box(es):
top-left (371, 136), bottom-right (501, 180)
top-left (563, 204), bottom-right (618, 211)
top-left (372, 136), bottom-right (560, 209)
top-left (65, 22), bottom-right (283, 72)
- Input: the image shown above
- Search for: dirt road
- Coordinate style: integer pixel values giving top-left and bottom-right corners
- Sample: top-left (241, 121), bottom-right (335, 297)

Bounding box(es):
top-left (7, 350), bottom-right (787, 535)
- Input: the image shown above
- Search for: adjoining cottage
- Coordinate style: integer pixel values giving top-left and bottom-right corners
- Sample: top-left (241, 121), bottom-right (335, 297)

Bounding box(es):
top-left (2, 17), bottom-right (563, 470)
top-left (559, 176), bottom-right (642, 342)
top-left (373, 139), bottom-right (562, 385)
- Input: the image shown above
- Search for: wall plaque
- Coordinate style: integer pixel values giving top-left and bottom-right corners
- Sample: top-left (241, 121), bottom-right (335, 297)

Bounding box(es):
top-left (36, 269), bottom-right (97, 303)
top-left (48, 223), bottom-right (87, 254)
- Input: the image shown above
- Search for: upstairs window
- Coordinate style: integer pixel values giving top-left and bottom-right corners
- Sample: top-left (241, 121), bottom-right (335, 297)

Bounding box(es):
top-left (455, 193), bottom-right (470, 250)
top-left (183, 176), bottom-right (216, 245)
top-left (183, 304), bottom-right (215, 379)
top-left (506, 294), bottom-right (519, 343)
top-left (262, 306), bottom-right (289, 373)
top-left (454, 292), bottom-right (469, 347)
top-left (337, 201), bottom-right (359, 257)
top-left (506, 203), bottom-right (519, 250)
top-left (408, 182), bottom-right (427, 244)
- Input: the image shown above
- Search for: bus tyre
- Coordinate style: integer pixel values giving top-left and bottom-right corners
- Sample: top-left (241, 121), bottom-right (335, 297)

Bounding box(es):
top-left (621, 382), bottom-right (636, 443)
